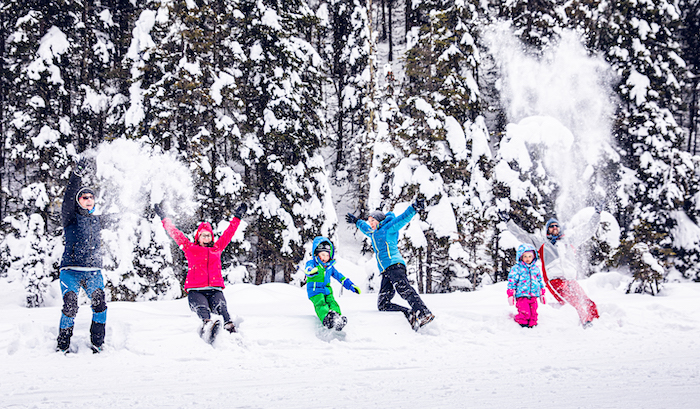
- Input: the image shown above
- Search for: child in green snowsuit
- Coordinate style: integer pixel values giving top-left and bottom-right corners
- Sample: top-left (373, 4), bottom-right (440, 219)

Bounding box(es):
top-left (305, 237), bottom-right (360, 331)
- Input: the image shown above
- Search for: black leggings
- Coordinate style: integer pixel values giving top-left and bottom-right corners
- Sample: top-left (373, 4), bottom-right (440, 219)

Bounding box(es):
top-left (377, 264), bottom-right (430, 315)
top-left (188, 290), bottom-right (231, 322)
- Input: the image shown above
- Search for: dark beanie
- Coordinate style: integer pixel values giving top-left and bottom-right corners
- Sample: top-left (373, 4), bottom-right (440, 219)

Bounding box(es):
top-left (369, 210), bottom-right (385, 222)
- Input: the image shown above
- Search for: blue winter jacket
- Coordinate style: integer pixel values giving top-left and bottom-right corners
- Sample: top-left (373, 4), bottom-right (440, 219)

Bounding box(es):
top-left (507, 243), bottom-right (545, 298)
top-left (355, 205), bottom-right (416, 273)
top-left (59, 172), bottom-right (114, 270)
top-left (305, 237), bottom-right (355, 298)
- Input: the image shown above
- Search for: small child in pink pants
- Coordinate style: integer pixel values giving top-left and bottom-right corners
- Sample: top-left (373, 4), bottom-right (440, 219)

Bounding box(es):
top-left (507, 244), bottom-right (546, 327)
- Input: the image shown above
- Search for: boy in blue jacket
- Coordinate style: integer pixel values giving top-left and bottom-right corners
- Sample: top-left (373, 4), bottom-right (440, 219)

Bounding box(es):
top-left (507, 243), bottom-right (546, 328)
top-left (346, 198), bottom-right (434, 330)
top-left (305, 237), bottom-right (360, 331)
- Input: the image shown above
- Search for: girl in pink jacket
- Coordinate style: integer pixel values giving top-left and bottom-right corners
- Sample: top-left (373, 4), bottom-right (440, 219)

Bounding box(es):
top-left (155, 203), bottom-right (246, 341)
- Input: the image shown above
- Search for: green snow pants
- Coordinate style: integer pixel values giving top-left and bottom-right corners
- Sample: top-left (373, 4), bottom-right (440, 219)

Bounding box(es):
top-left (309, 292), bottom-right (341, 322)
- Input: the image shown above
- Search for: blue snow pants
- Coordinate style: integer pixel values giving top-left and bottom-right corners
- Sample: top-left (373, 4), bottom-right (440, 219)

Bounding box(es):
top-left (59, 269), bottom-right (107, 329)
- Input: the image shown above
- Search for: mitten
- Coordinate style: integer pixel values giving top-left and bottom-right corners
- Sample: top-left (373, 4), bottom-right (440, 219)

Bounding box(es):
top-left (540, 295), bottom-right (546, 305)
top-left (233, 203), bottom-right (247, 219)
top-left (413, 197), bottom-right (426, 211)
top-left (507, 289), bottom-right (515, 306)
top-left (343, 279), bottom-right (361, 294)
top-left (345, 213), bottom-right (358, 224)
top-left (74, 157), bottom-right (90, 177)
top-left (153, 203), bottom-right (166, 219)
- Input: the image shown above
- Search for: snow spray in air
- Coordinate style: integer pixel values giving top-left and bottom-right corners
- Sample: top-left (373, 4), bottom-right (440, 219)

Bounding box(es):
top-left (485, 24), bottom-right (618, 221)
top-left (81, 139), bottom-right (198, 282)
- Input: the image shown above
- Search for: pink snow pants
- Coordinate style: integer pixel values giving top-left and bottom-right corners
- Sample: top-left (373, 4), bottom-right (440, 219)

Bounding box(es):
top-left (514, 297), bottom-right (539, 327)
top-left (549, 278), bottom-right (599, 324)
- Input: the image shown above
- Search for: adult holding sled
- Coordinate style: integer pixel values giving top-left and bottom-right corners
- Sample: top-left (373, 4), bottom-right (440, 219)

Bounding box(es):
top-left (346, 198), bottom-right (435, 330)
top-left (504, 205), bottom-right (603, 327)
top-left (57, 157), bottom-right (114, 353)
top-left (154, 202), bottom-right (246, 342)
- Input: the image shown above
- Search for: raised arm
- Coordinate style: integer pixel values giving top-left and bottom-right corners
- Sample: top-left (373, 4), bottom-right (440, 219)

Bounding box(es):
top-left (567, 211), bottom-right (602, 248)
top-left (385, 205), bottom-right (417, 233)
top-left (213, 218), bottom-right (241, 251)
top-left (61, 159), bottom-right (88, 227)
top-left (213, 203), bottom-right (246, 251)
top-left (161, 218), bottom-right (193, 249)
top-left (505, 220), bottom-right (543, 248)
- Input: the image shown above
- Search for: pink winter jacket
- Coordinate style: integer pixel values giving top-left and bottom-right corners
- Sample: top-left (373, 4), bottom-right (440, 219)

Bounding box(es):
top-left (162, 218), bottom-right (241, 291)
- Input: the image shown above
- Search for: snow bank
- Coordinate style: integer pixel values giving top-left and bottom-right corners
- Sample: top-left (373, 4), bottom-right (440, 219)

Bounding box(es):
top-left (1, 265), bottom-right (699, 408)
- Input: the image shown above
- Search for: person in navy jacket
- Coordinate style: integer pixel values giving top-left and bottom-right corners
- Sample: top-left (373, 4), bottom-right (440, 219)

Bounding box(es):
top-left (57, 158), bottom-right (115, 353)
top-left (346, 198), bottom-right (434, 330)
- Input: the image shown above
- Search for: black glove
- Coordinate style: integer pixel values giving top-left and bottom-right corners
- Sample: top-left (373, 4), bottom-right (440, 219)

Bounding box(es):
top-left (153, 203), bottom-right (166, 219)
top-left (233, 203), bottom-right (247, 219)
top-left (345, 213), bottom-right (358, 225)
top-left (74, 157), bottom-right (89, 177)
top-left (594, 201), bottom-right (605, 214)
top-left (413, 197), bottom-right (425, 211)
top-left (497, 211), bottom-right (510, 222)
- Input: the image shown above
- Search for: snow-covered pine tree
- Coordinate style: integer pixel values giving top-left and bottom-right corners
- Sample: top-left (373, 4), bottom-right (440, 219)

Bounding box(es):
top-left (321, 0), bottom-right (370, 185)
top-left (498, 0), bottom-right (563, 51)
top-left (2, 4), bottom-right (80, 305)
top-left (385, 0), bottom-right (487, 292)
top-left (230, 0), bottom-right (334, 284)
top-left (110, 1), bottom-right (215, 299)
top-left (568, 0), bottom-right (697, 278)
top-left (0, 195), bottom-right (60, 307)
top-left (626, 242), bottom-right (665, 295)
top-left (135, 0), bottom-right (212, 174)
top-left (677, 0), bottom-right (700, 154)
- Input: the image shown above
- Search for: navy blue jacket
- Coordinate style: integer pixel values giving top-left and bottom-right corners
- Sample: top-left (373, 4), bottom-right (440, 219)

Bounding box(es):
top-left (59, 172), bottom-right (112, 270)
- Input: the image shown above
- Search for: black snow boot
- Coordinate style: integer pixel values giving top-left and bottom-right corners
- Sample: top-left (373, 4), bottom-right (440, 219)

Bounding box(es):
top-left (200, 319), bottom-right (221, 344)
top-left (56, 327), bottom-right (73, 353)
top-left (408, 310), bottom-right (434, 331)
top-left (224, 321), bottom-right (237, 333)
top-left (334, 315), bottom-right (348, 331)
top-left (323, 311), bottom-right (338, 329)
top-left (90, 321), bottom-right (106, 353)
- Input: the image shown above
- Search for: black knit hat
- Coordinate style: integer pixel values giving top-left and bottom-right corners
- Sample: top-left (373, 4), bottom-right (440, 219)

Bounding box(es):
top-left (369, 210), bottom-right (385, 222)
top-left (314, 241), bottom-right (332, 256)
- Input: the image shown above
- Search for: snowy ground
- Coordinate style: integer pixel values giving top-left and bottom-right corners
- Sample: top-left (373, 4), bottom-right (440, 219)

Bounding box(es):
top-left (1, 263), bottom-right (699, 409)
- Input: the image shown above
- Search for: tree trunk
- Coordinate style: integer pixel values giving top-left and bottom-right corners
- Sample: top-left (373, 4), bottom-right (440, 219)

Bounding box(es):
top-left (417, 248), bottom-right (424, 293)
top-left (381, 0), bottom-right (386, 41)
top-left (388, 0), bottom-right (393, 62)
top-left (688, 77), bottom-right (698, 154)
top-left (426, 233), bottom-right (433, 293)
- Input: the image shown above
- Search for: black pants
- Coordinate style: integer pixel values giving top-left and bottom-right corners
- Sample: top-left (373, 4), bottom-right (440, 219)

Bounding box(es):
top-left (188, 289), bottom-right (231, 322)
top-left (377, 264), bottom-right (430, 315)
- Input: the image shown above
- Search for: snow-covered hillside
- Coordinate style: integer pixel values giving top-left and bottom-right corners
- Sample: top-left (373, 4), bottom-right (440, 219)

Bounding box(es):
top-left (1, 259), bottom-right (698, 409)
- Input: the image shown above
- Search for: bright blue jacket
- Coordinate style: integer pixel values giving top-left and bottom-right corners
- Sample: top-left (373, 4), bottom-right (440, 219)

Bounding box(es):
top-left (355, 205), bottom-right (416, 273)
top-left (507, 243), bottom-right (545, 298)
top-left (305, 237), bottom-right (355, 298)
